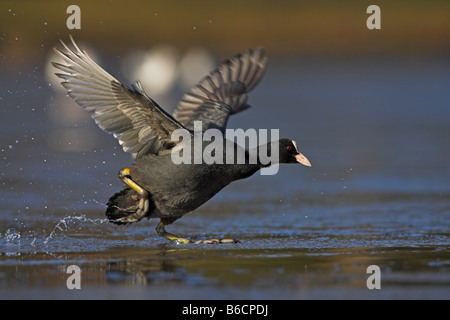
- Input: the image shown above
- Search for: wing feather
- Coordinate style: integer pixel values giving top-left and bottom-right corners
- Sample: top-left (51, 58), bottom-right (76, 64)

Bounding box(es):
top-left (173, 47), bottom-right (268, 132)
top-left (53, 36), bottom-right (186, 159)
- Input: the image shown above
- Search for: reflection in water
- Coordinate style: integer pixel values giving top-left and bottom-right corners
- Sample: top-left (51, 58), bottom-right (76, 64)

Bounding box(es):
top-left (1, 240), bottom-right (448, 299)
top-left (105, 249), bottom-right (202, 286)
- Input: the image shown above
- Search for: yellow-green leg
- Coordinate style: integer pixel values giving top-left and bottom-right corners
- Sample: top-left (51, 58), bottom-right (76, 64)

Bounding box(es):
top-left (118, 168), bottom-right (239, 244)
top-left (156, 220), bottom-right (191, 244)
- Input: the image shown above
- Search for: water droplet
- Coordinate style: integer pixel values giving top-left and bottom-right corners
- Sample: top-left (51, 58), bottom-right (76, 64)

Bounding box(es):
top-left (5, 228), bottom-right (20, 243)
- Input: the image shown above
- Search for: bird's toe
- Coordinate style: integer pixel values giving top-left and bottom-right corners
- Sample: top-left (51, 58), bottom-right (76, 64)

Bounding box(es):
top-left (193, 238), bottom-right (239, 244)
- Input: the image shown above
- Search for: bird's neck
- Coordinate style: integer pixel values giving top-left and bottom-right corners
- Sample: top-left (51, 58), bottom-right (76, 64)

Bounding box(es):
top-left (229, 143), bottom-right (278, 180)
top-left (247, 142), bottom-right (279, 168)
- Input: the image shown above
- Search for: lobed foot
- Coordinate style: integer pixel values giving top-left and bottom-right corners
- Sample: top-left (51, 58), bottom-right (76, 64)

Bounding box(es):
top-left (116, 168), bottom-right (149, 223)
top-left (193, 238), bottom-right (239, 244)
top-left (156, 221), bottom-right (191, 244)
top-left (156, 221), bottom-right (239, 244)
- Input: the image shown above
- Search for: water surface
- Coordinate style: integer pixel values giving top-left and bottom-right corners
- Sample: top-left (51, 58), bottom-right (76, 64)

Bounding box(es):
top-left (1, 57), bottom-right (449, 299)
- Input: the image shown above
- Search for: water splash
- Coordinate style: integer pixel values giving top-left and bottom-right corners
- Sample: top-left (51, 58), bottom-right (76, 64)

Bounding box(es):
top-left (43, 214), bottom-right (108, 245)
top-left (2, 228), bottom-right (22, 256)
top-left (0, 214), bottom-right (110, 256)
top-left (4, 228), bottom-right (21, 243)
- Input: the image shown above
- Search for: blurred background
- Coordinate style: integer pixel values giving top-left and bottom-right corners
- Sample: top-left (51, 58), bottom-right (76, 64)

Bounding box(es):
top-left (1, 0), bottom-right (450, 60)
top-left (0, 0), bottom-right (449, 299)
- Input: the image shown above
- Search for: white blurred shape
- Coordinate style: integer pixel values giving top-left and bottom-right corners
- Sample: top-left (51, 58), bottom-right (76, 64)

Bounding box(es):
top-left (178, 47), bottom-right (215, 90)
top-left (123, 45), bottom-right (178, 97)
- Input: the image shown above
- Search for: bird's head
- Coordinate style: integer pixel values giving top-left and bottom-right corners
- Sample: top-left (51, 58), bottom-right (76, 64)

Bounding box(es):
top-left (276, 139), bottom-right (311, 166)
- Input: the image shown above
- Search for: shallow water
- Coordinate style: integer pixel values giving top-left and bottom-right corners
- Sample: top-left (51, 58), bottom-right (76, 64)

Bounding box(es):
top-left (1, 57), bottom-right (449, 299)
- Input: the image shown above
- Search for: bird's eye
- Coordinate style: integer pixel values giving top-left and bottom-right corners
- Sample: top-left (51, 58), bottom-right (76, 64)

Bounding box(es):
top-left (286, 146), bottom-right (292, 151)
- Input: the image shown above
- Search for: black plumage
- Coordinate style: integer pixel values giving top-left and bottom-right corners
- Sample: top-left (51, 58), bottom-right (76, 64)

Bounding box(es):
top-left (53, 36), bottom-right (311, 243)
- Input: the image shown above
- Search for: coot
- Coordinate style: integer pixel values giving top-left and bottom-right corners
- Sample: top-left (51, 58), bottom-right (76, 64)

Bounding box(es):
top-left (53, 36), bottom-right (311, 244)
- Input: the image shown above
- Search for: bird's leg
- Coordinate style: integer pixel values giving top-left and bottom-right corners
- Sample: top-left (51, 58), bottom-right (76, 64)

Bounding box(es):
top-left (118, 168), bottom-right (149, 220)
top-left (156, 220), bottom-right (191, 244)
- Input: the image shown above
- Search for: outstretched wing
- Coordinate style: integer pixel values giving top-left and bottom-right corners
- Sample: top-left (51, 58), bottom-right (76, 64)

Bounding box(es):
top-left (52, 36), bottom-right (186, 159)
top-left (173, 47), bottom-right (268, 132)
